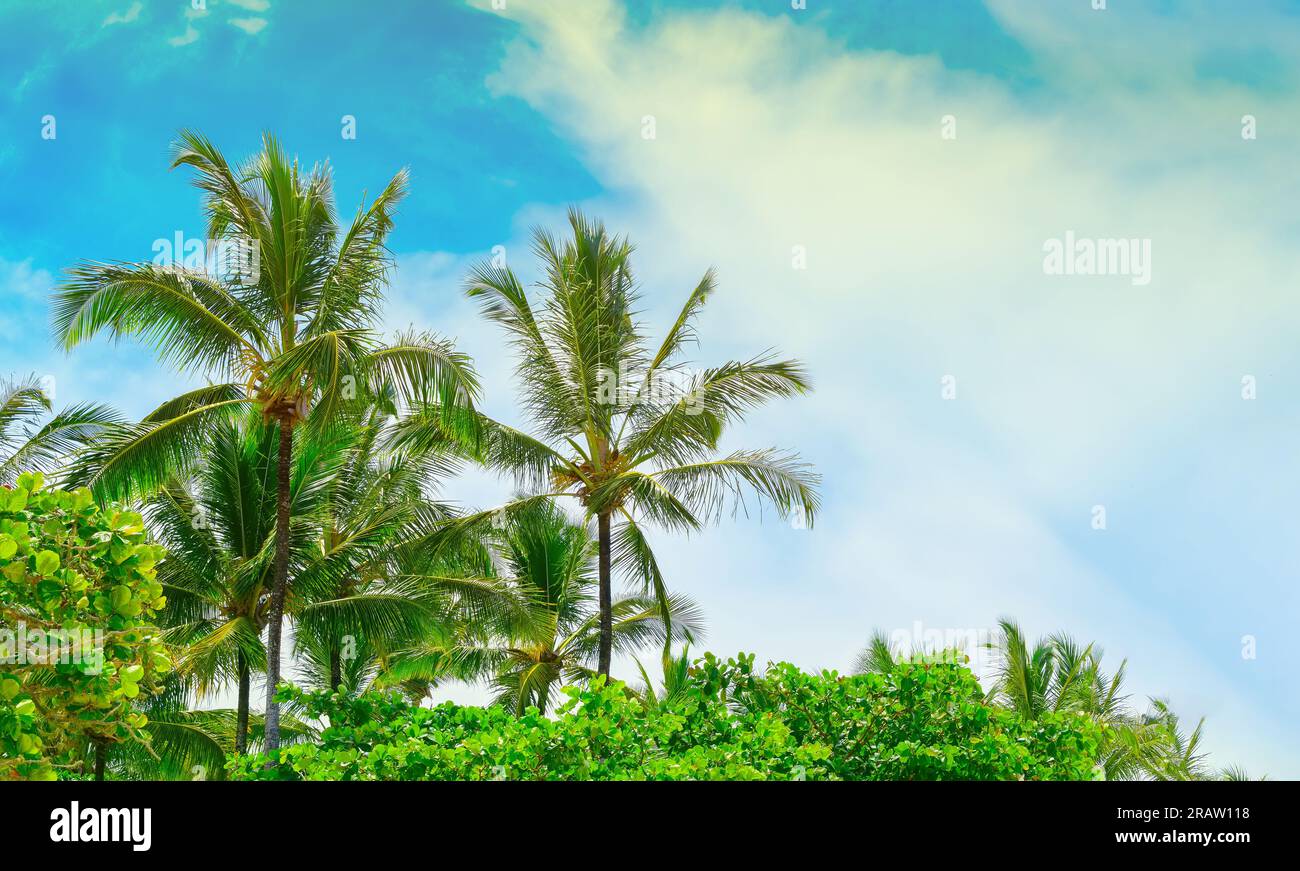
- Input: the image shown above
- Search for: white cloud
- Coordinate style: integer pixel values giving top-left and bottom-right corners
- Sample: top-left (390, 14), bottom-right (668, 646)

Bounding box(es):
top-left (167, 2), bottom-right (271, 45)
top-left (459, 0), bottom-right (1300, 775)
top-left (168, 8), bottom-right (207, 48)
top-left (228, 17), bottom-right (268, 36)
top-left (102, 2), bottom-right (143, 27)
top-left (168, 25), bottom-right (199, 47)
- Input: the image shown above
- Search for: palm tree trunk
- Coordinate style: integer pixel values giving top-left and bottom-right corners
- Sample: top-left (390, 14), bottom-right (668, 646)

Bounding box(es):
top-left (597, 511), bottom-right (613, 677)
top-left (94, 741), bottom-right (106, 782)
top-left (235, 652), bottom-right (251, 754)
top-left (263, 419), bottom-right (293, 755)
top-left (329, 644), bottom-right (342, 692)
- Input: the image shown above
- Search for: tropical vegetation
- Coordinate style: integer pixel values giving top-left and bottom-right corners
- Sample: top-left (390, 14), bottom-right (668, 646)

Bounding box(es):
top-left (0, 132), bottom-right (1252, 781)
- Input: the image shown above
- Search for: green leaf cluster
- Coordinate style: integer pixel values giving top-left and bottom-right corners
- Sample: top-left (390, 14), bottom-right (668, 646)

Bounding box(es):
top-left (0, 472), bottom-right (171, 780)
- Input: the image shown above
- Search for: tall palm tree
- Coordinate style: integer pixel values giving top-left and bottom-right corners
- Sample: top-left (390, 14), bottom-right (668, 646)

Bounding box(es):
top-left (52, 131), bottom-right (478, 751)
top-left (400, 209), bottom-right (819, 677)
top-left (148, 399), bottom-right (470, 748)
top-left (0, 373), bottom-right (121, 485)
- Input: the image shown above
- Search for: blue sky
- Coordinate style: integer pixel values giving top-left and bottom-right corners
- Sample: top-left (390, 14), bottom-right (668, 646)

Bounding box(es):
top-left (3, 0), bottom-right (1300, 776)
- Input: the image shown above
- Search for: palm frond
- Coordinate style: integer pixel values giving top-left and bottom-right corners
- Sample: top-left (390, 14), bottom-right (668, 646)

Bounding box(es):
top-left (53, 262), bottom-right (261, 375)
top-left (647, 449), bottom-right (821, 527)
top-left (62, 397), bottom-right (254, 501)
top-left (0, 401), bottom-right (122, 485)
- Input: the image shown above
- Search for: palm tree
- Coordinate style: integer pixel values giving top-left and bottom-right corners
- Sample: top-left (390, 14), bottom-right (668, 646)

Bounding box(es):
top-left (400, 209), bottom-right (819, 677)
top-left (634, 644), bottom-right (695, 711)
top-left (148, 397), bottom-right (473, 749)
top-left (0, 373), bottom-right (120, 485)
top-left (980, 618), bottom-right (1212, 781)
top-left (289, 405), bottom-right (478, 697)
top-left (851, 619), bottom-right (1231, 780)
top-left (387, 500), bottom-right (703, 713)
top-left (1127, 698), bottom-right (1211, 781)
top-left (147, 412), bottom-right (327, 754)
top-left (52, 131), bottom-right (478, 751)
top-left (852, 630), bottom-right (904, 675)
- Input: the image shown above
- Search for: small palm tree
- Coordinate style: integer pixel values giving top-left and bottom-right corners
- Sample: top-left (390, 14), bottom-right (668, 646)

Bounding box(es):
top-left (402, 209), bottom-right (818, 677)
top-left (981, 618), bottom-right (1219, 781)
top-left (852, 630), bottom-right (903, 675)
top-left (1129, 698), bottom-right (1211, 781)
top-left (982, 619), bottom-right (1097, 720)
top-left (289, 406), bottom-right (478, 697)
top-left (53, 132), bottom-right (478, 751)
top-left (0, 373), bottom-right (120, 486)
top-left (100, 674), bottom-right (312, 780)
top-left (852, 619), bottom-right (1237, 780)
top-left (493, 501), bottom-right (703, 713)
top-left (634, 644), bottom-right (695, 711)
top-left (394, 500), bottom-right (702, 713)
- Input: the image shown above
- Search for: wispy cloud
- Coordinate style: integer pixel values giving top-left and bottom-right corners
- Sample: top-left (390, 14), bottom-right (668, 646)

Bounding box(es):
top-left (167, 6), bottom-right (207, 47)
top-left (167, 1), bottom-right (273, 46)
top-left (102, 2), bottom-right (143, 28)
top-left (168, 25), bottom-right (199, 47)
top-left (229, 17), bottom-right (268, 36)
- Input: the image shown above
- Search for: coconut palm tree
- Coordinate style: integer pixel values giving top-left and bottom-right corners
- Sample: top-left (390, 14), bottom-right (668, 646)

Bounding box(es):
top-left (1126, 698), bottom-right (1212, 781)
top-left (387, 499), bottom-right (703, 713)
top-left (399, 209), bottom-right (818, 677)
top-left (146, 398), bottom-right (477, 749)
top-left (52, 131), bottom-right (479, 751)
top-left (288, 404), bottom-right (497, 697)
top-left (147, 412), bottom-right (330, 754)
top-left (0, 373), bottom-right (121, 486)
top-left (491, 500), bottom-right (702, 713)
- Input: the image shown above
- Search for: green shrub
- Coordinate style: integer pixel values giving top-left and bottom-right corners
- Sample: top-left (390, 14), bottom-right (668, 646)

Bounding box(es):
top-left (0, 473), bottom-right (171, 780)
top-left (231, 653), bottom-right (1102, 781)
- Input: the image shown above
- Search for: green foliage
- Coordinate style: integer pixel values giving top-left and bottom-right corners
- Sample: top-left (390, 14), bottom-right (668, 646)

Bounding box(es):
top-left (385, 500), bottom-right (705, 715)
top-left (230, 654), bottom-right (1101, 781)
top-left (0, 473), bottom-right (171, 780)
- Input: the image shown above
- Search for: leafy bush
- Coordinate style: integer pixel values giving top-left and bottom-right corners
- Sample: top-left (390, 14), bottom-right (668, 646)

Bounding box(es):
top-left (231, 653), bottom-right (1102, 781)
top-left (0, 473), bottom-right (171, 780)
